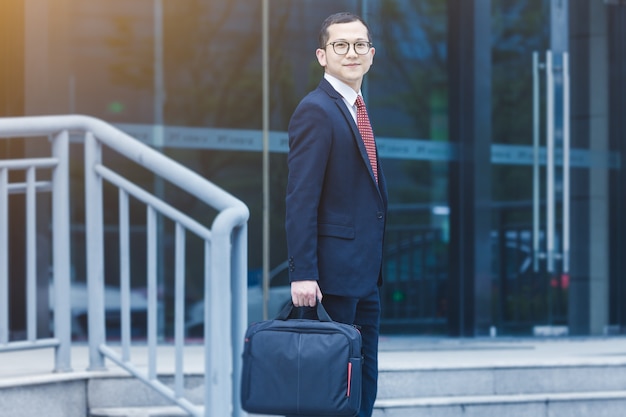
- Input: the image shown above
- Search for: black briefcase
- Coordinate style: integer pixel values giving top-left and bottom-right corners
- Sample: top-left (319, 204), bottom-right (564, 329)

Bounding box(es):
top-left (241, 301), bottom-right (363, 416)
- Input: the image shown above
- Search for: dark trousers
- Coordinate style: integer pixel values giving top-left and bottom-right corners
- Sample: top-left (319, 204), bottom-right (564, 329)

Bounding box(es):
top-left (294, 288), bottom-right (381, 417)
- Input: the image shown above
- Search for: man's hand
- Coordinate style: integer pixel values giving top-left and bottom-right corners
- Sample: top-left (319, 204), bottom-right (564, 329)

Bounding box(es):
top-left (291, 280), bottom-right (323, 307)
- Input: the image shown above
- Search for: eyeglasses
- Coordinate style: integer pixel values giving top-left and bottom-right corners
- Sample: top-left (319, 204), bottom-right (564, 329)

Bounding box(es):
top-left (325, 41), bottom-right (372, 55)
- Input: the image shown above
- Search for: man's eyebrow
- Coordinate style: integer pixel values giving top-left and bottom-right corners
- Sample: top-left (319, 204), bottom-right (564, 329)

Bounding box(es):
top-left (329, 38), bottom-right (369, 42)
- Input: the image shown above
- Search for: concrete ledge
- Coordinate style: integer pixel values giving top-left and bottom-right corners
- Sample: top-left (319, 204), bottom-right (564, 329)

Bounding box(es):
top-left (378, 363), bottom-right (626, 398)
top-left (88, 376), bottom-right (204, 408)
top-left (90, 405), bottom-right (198, 417)
top-left (90, 407), bottom-right (275, 417)
top-left (0, 379), bottom-right (88, 417)
top-left (373, 391), bottom-right (626, 417)
top-left (92, 391), bottom-right (626, 417)
top-left (4, 339), bottom-right (626, 417)
top-left (0, 370), bottom-right (119, 389)
top-left (375, 390), bottom-right (626, 408)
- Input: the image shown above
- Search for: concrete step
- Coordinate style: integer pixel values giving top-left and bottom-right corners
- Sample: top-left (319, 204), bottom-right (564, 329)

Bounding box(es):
top-left (85, 361), bottom-right (626, 416)
top-left (377, 363), bottom-right (626, 399)
top-left (85, 362), bottom-right (626, 409)
top-left (89, 391), bottom-right (626, 417)
top-left (89, 406), bottom-right (192, 416)
top-left (5, 361), bottom-right (626, 417)
top-left (90, 407), bottom-right (278, 417)
top-left (372, 391), bottom-right (626, 417)
top-left (0, 377), bottom-right (88, 417)
top-left (5, 340), bottom-right (626, 417)
top-left (87, 376), bottom-right (204, 409)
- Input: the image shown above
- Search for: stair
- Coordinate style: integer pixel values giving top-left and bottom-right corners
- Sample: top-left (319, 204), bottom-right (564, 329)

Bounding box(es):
top-left (89, 405), bottom-right (197, 417)
top-left (85, 360), bottom-right (626, 417)
top-left (4, 339), bottom-right (626, 417)
top-left (372, 361), bottom-right (626, 416)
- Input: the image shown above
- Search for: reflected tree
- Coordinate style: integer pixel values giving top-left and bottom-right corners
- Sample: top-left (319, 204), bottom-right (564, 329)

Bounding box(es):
top-left (374, 0), bottom-right (448, 139)
top-left (491, 0), bottom-right (548, 204)
top-left (373, 0), bottom-right (449, 211)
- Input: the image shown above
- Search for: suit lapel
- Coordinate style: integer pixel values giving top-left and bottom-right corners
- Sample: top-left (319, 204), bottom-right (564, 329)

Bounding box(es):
top-left (318, 80), bottom-right (381, 191)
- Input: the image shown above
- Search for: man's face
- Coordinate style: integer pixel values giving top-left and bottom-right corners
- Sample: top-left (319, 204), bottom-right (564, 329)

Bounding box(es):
top-left (316, 20), bottom-right (375, 92)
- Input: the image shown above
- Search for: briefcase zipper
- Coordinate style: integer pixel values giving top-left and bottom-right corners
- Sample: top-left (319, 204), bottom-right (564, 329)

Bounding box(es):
top-left (256, 327), bottom-right (361, 357)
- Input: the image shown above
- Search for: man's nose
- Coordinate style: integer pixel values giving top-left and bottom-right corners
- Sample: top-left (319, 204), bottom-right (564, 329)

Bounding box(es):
top-left (346, 44), bottom-right (359, 56)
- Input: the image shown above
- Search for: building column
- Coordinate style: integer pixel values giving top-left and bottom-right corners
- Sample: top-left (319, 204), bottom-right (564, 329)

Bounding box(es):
top-left (608, 3), bottom-right (626, 331)
top-left (569, 0), bottom-right (610, 335)
top-left (447, 0), bottom-right (493, 337)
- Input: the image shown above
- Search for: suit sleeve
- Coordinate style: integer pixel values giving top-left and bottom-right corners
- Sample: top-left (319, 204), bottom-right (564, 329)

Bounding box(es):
top-left (285, 99), bottom-right (333, 282)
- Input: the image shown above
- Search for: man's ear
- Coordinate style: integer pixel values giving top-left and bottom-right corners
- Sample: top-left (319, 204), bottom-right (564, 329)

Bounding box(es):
top-left (316, 48), bottom-right (327, 67)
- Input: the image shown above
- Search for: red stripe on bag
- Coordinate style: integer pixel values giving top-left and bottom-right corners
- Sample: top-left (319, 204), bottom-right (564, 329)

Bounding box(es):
top-left (347, 362), bottom-right (352, 396)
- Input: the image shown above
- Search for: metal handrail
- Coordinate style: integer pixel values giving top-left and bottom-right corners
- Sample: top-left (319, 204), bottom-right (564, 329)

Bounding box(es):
top-left (0, 115), bottom-right (249, 417)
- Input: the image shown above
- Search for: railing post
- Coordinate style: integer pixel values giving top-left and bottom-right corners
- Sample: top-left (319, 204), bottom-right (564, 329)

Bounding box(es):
top-left (52, 130), bottom-right (72, 371)
top-left (231, 222), bottom-right (248, 417)
top-left (85, 131), bottom-right (107, 370)
top-left (205, 205), bottom-right (248, 417)
top-left (0, 167), bottom-right (8, 344)
top-left (26, 166), bottom-right (37, 342)
top-left (206, 228), bottom-right (232, 417)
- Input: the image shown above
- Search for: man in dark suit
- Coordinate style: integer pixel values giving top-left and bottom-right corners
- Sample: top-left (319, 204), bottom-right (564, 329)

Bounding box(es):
top-left (285, 12), bottom-right (387, 417)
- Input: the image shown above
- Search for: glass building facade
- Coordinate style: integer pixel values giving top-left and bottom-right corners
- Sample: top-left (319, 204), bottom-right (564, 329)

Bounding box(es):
top-left (1, 0), bottom-right (626, 337)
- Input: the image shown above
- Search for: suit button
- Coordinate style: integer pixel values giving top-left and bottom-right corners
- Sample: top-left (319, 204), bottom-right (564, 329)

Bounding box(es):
top-left (377, 212), bottom-right (383, 219)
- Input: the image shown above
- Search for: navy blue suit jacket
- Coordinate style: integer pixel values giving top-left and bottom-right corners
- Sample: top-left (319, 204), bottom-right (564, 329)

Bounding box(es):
top-left (285, 78), bottom-right (388, 299)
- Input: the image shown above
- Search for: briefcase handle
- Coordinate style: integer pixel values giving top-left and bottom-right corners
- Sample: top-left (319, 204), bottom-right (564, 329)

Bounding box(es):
top-left (275, 299), bottom-right (333, 322)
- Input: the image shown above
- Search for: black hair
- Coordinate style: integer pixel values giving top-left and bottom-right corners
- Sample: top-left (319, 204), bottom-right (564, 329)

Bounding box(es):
top-left (318, 12), bottom-right (371, 49)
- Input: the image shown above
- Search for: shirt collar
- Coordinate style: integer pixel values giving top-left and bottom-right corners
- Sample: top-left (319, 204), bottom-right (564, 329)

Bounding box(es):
top-left (324, 73), bottom-right (361, 106)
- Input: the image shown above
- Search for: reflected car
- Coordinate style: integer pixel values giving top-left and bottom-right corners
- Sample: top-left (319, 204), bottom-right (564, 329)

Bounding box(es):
top-left (185, 261), bottom-right (292, 337)
top-left (49, 281), bottom-right (149, 339)
top-left (246, 260), bottom-right (292, 322)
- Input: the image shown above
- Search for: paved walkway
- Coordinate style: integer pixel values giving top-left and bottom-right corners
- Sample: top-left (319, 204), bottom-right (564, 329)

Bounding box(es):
top-left (3, 336), bottom-right (626, 386)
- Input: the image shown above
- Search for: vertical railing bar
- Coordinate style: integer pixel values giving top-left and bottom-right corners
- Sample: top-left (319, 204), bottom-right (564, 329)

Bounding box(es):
top-left (85, 131), bottom-right (107, 371)
top-left (546, 51), bottom-right (555, 273)
top-left (208, 212), bottom-right (237, 417)
top-left (119, 189), bottom-right (131, 361)
top-left (409, 231), bottom-right (417, 317)
top-left (174, 222), bottom-right (185, 398)
top-left (0, 167), bottom-right (9, 344)
top-left (52, 130), bottom-right (72, 371)
top-left (215, 234), bottom-right (231, 417)
top-left (532, 51), bottom-right (541, 272)
top-left (420, 230), bottom-right (427, 317)
top-left (261, 0), bottom-right (270, 323)
top-left (231, 222), bottom-right (248, 417)
top-left (203, 239), bottom-right (212, 417)
top-left (147, 205), bottom-right (158, 380)
top-left (26, 166), bottom-right (37, 341)
top-left (562, 52), bottom-right (570, 274)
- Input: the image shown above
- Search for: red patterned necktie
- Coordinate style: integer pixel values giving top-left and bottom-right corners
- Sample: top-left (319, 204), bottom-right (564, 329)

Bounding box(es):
top-left (355, 95), bottom-right (378, 182)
